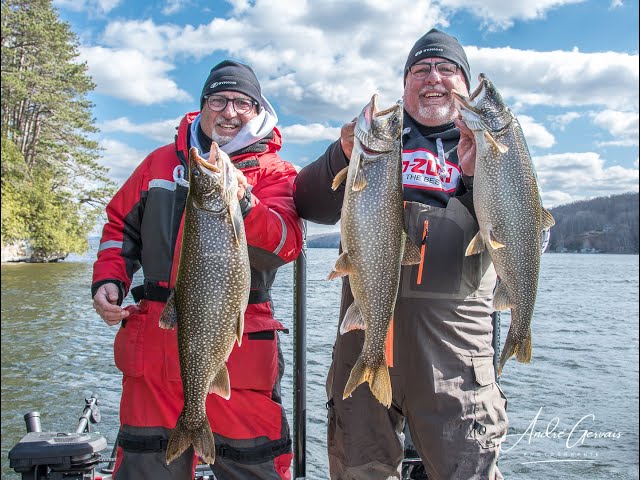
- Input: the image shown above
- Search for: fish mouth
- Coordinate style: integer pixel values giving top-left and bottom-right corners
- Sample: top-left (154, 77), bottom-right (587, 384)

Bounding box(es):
top-left (451, 88), bottom-right (481, 114)
top-left (354, 94), bottom-right (401, 155)
top-left (190, 147), bottom-right (221, 173)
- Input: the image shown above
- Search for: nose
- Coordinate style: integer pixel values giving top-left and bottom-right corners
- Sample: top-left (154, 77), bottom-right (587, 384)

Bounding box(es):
top-left (424, 68), bottom-right (442, 83)
top-left (222, 100), bottom-right (238, 116)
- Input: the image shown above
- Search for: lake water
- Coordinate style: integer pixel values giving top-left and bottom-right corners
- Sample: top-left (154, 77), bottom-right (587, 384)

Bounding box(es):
top-left (1, 249), bottom-right (638, 479)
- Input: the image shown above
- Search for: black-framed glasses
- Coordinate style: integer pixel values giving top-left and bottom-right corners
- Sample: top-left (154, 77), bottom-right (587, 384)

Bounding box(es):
top-left (409, 62), bottom-right (458, 79)
top-left (205, 95), bottom-right (258, 114)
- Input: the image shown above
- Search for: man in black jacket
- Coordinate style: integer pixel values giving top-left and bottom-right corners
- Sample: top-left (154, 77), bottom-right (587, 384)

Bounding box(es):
top-left (294, 29), bottom-right (507, 480)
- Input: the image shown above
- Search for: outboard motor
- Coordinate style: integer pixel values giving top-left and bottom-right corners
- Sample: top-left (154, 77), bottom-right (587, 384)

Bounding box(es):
top-left (8, 395), bottom-right (108, 480)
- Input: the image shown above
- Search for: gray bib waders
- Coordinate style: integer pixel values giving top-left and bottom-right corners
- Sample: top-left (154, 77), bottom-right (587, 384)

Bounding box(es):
top-left (326, 198), bottom-right (508, 480)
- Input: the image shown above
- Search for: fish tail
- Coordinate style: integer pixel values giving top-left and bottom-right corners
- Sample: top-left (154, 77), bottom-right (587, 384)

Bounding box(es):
top-left (497, 328), bottom-right (532, 376)
top-left (343, 356), bottom-right (392, 408)
top-left (165, 414), bottom-right (216, 465)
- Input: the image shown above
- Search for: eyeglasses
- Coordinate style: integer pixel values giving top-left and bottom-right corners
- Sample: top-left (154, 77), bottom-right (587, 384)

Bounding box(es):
top-left (408, 62), bottom-right (459, 79)
top-left (205, 95), bottom-right (258, 114)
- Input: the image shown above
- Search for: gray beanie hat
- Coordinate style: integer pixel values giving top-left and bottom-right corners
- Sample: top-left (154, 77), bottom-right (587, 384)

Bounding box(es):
top-left (200, 60), bottom-right (262, 110)
top-left (404, 28), bottom-right (471, 89)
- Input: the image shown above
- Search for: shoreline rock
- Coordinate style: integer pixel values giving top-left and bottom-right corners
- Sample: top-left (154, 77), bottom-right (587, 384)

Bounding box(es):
top-left (1, 240), bottom-right (68, 263)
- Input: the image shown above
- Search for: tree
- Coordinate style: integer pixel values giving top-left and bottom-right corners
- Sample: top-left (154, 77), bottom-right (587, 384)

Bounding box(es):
top-left (1, 0), bottom-right (115, 259)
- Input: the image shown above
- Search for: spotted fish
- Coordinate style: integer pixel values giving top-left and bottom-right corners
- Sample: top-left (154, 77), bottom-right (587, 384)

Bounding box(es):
top-left (330, 94), bottom-right (422, 407)
top-left (159, 145), bottom-right (250, 464)
top-left (452, 74), bottom-right (555, 375)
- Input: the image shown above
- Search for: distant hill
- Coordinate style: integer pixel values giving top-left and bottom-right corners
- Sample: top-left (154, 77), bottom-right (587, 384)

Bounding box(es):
top-left (307, 232), bottom-right (341, 248)
top-left (305, 192), bottom-right (640, 254)
top-left (547, 192), bottom-right (638, 254)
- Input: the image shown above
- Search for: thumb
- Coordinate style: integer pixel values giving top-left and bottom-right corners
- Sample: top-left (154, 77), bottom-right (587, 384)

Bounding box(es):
top-left (104, 284), bottom-right (119, 304)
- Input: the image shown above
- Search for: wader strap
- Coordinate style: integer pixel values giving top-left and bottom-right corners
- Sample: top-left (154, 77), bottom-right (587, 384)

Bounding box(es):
top-left (131, 283), bottom-right (172, 303)
top-left (248, 289), bottom-right (271, 304)
top-left (118, 431), bottom-right (168, 453)
top-left (216, 437), bottom-right (292, 464)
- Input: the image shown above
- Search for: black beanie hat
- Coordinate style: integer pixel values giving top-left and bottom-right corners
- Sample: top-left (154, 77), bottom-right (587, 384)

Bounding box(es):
top-left (404, 28), bottom-right (471, 89)
top-left (200, 60), bottom-right (262, 110)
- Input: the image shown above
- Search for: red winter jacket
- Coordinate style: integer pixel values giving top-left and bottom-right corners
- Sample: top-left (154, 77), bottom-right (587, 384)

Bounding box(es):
top-left (92, 112), bottom-right (303, 333)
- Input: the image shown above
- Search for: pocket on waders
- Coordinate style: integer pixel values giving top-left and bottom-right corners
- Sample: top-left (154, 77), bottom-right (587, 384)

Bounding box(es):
top-left (226, 327), bottom-right (280, 391)
top-left (469, 356), bottom-right (508, 449)
top-left (113, 303), bottom-right (148, 378)
top-left (400, 201), bottom-right (485, 299)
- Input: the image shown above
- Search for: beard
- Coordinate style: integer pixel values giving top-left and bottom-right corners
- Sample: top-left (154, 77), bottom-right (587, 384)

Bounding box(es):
top-left (210, 131), bottom-right (234, 146)
top-left (415, 101), bottom-right (458, 126)
top-left (210, 118), bottom-right (242, 146)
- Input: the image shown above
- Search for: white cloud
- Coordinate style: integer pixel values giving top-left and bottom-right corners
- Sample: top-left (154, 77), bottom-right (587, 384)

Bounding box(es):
top-left (518, 115), bottom-right (555, 148)
top-left (610, 0), bottom-right (624, 8)
top-left (548, 112), bottom-right (581, 131)
top-left (589, 110), bottom-right (639, 147)
top-left (96, 1), bottom-right (448, 118)
top-left (100, 116), bottom-right (183, 142)
top-left (466, 47), bottom-right (638, 111)
top-left (88, 2), bottom-right (637, 118)
top-left (280, 123), bottom-right (342, 144)
top-left (99, 139), bottom-right (148, 185)
top-left (79, 46), bottom-right (191, 105)
top-left (438, 0), bottom-right (585, 30)
top-left (162, 0), bottom-right (188, 15)
top-left (54, 0), bottom-right (121, 14)
top-left (534, 152), bottom-right (639, 207)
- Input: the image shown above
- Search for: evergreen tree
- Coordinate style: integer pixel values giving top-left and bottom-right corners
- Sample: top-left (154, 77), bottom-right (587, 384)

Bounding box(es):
top-left (1, 0), bottom-right (115, 259)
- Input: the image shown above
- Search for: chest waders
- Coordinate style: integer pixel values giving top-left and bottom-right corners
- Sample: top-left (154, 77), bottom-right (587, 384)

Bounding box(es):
top-left (326, 198), bottom-right (508, 480)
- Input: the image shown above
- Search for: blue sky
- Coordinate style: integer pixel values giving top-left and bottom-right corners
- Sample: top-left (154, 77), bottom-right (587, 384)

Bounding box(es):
top-left (53, 0), bottom-right (638, 235)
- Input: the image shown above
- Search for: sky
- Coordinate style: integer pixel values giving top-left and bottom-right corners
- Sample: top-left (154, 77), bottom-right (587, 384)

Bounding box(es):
top-left (53, 0), bottom-right (639, 235)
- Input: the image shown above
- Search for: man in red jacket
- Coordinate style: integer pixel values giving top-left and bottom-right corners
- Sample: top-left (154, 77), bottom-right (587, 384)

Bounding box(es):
top-left (92, 60), bottom-right (303, 480)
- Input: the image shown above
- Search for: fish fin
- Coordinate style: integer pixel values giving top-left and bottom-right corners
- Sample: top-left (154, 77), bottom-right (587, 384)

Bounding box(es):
top-left (493, 282), bottom-right (512, 311)
top-left (331, 167), bottom-right (349, 191)
top-left (158, 291), bottom-right (178, 329)
top-left (328, 252), bottom-right (351, 280)
top-left (343, 357), bottom-right (392, 408)
top-left (236, 312), bottom-right (245, 347)
top-left (489, 230), bottom-right (505, 250)
top-left (465, 231), bottom-right (486, 256)
top-left (484, 131), bottom-right (509, 154)
top-left (497, 327), bottom-right (532, 376)
top-left (165, 415), bottom-right (216, 465)
top-left (401, 237), bottom-right (422, 265)
top-left (352, 163), bottom-right (367, 191)
top-left (340, 302), bottom-right (366, 334)
top-left (209, 365), bottom-right (231, 399)
top-left (540, 208), bottom-right (555, 230)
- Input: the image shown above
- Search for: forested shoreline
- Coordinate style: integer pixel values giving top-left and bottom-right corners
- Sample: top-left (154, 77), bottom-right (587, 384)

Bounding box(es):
top-left (1, 0), bottom-right (115, 262)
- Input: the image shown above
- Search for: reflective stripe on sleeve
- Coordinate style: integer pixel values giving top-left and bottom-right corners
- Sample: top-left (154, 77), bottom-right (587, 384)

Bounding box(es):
top-left (271, 209), bottom-right (287, 255)
top-left (98, 240), bottom-right (123, 251)
top-left (148, 179), bottom-right (176, 191)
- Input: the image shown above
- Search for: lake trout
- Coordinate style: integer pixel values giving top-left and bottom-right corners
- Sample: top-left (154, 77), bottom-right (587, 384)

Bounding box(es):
top-left (159, 145), bottom-right (250, 465)
top-left (330, 95), bottom-right (421, 408)
top-left (452, 74), bottom-right (555, 375)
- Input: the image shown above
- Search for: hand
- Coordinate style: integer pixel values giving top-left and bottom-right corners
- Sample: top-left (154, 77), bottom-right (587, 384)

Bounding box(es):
top-left (93, 283), bottom-right (129, 326)
top-left (340, 118), bottom-right (356, 160)
top-left (454, 117), bottom-right (476, 176)
top-left (235, 167), bottom-right (248, 201)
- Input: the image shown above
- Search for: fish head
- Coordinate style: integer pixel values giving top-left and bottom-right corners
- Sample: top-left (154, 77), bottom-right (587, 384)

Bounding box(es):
top-left (187, 145), bottom-right (238, 212)
top-left (354, 94), bottom-right (403, 159)
top-left (452, 73), bottom-right (511, 132)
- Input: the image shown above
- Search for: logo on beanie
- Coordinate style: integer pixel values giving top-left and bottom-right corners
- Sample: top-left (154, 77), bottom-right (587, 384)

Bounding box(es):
top-left (414, 47), bottom-right (444, 57)
top-left (208, 80), bottom-right (237, 90)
